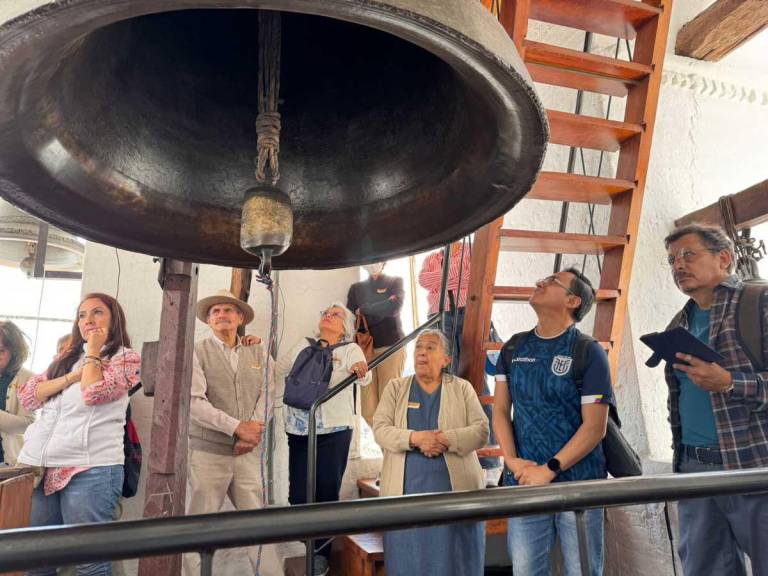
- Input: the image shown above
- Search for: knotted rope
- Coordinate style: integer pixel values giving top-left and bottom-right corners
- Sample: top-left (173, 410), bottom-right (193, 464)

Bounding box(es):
top-left (255, 11), bottom-right (282, 185)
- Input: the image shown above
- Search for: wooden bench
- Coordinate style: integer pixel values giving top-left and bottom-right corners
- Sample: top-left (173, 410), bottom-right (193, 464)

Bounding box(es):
top-left (0, 468), bottom-right (35, 576)
top-left (341, 532), bottom-right (385, 576)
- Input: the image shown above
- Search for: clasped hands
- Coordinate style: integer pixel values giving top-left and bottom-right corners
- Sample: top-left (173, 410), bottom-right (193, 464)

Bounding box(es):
top-left (410, 429), bottom-right (451, 458)
top-left (507, 457), bottom-right (556, 486)
top-left (234, 420), bottom-right (265, 456)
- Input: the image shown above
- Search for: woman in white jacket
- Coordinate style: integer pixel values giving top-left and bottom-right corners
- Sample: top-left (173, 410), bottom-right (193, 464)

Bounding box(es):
top-left (17, 293), bottom-right (140, 576)
top-left (277, 301), bottom-right (370, 576)
top-left (0, 321), bottom-right (33, 465)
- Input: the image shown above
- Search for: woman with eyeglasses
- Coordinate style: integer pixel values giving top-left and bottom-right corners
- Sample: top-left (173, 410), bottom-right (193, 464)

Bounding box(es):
top-left (0, 321), bottom-right (34, 466)
top-left (17, 293), bottom-right (140, 576)
top-left (276, 302), bottom-right (370, 576)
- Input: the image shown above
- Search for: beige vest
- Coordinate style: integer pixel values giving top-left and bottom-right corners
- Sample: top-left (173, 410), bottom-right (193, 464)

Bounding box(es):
top-left (189, 339), bottom-right (264, 455)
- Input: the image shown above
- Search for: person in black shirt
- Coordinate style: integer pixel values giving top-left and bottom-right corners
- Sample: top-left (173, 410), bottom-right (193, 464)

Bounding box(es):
top-left (347, 263), bottom-right (406, 426)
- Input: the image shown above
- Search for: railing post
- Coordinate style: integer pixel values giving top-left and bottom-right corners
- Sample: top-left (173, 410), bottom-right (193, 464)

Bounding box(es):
top-left (438, 243), bottom-right (451, 331)
top-left (199, 550), bottom-right (214, 576)
top-left (575, 509), bottom-right (591, 576)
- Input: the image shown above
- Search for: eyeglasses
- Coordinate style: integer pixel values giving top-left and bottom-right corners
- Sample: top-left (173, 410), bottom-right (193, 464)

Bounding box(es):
top-left (320, 310), bottom-right (344, 320)
top-left (666, 248), bottom-right (719, 267)
top-left (536, 275), bottom-right (576, 296)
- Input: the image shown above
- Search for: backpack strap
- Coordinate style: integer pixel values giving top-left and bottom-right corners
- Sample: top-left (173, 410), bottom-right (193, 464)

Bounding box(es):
top-left (737, 282), bottom-right (767, 372)
top-left (499, 331), bottom-right (530, 371)
top-left (571, 329), bottom-right (622, 427)
top-left (570, 330), bottom-right (594, 396)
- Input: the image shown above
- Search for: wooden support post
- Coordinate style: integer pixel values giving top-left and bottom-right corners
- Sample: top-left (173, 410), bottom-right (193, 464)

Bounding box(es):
top-left (459, 218), bottom-right (503, 392)
top-left (139, 260), bottom-right (199, 576)
top-left (230, 268), bottom-right (253, 337)
top-left (675, 0), bottom-right (768, 62)
top-left (674, 180), bottom-right (768, 230)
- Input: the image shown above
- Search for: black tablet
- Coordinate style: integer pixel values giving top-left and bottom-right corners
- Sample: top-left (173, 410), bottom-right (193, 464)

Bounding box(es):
top-left (640, 327), bottom-right (725, 368)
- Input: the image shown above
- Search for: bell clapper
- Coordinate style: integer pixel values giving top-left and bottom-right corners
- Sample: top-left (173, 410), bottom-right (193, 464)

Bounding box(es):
top-left (239, 10), bottom-right (293, 278)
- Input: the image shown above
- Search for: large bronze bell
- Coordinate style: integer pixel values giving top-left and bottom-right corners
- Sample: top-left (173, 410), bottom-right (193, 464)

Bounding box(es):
top-left (0, 1), bottom-right (547, 270)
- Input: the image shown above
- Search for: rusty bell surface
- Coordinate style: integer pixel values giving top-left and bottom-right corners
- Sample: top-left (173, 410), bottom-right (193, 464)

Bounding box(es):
top-left (0, 1), bottom-right (548, 270)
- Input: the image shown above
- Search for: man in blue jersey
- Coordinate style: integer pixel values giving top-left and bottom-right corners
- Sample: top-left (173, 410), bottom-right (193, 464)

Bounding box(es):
top-left (492, 268), bottom-right (611, 575)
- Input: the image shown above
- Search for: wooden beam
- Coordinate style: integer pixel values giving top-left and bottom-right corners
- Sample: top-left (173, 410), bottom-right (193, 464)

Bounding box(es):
top-left (230, 268), bottom-right (252, 337)
top-left (674, 180), bottom-right (768, 230)
top-left (139, 260), bottom-right (199, 576)
top-left (675, 0), bottom-right (768, 61)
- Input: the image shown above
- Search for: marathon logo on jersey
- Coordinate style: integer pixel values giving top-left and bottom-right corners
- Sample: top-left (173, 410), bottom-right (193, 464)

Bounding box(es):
top-left (551, 355), bottom-right (572, 376)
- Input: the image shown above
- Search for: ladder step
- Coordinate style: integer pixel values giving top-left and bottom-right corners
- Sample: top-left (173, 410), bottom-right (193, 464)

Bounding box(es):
top-left (499, 229), bottom-right (627, 254)
top-left (529, 0), bottom-right (662, 40)
top-left (547, 110), bottom-right (643, 152)
top-left (525, 40), bottom-right (652, 81)
top-left (528, 63), bottom-right (630, 98)
top-left (493, 286), bottom-right (621, 302)
top-left (479, 395), bottom-right (495, 405)
top-left (528, 172), bottom-right (635, 204)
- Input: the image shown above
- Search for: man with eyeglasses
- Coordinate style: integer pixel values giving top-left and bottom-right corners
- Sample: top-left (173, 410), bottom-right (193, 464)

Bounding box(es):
top-left (661, 223), bottom-right (768, 576)
top-left (493, 268), bottom-right (612, 575)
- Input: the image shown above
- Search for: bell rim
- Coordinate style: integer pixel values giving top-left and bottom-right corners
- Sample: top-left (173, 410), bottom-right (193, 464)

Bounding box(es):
top-left (0, 0), bottom-right (547, 270)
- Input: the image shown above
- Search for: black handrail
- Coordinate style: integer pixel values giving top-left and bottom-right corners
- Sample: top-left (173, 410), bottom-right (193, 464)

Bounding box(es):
top-left (305, 313), bottom-right (441, 573)
top-left (2, 469), bottom-right (768, 573)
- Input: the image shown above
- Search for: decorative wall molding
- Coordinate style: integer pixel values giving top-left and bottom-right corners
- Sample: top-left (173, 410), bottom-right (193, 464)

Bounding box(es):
top-left (660, 64), bottom-right (768, 106)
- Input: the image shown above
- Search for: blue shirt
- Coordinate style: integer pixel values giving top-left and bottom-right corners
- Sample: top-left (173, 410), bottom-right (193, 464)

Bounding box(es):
top-left (676, 304), bottom-right (718, 447)
top-left (494, 326), bottom-right (613, 483)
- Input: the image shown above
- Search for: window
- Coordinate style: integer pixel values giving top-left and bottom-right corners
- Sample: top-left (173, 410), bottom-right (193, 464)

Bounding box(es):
top-left (0, 266), bottom-right (81, 373)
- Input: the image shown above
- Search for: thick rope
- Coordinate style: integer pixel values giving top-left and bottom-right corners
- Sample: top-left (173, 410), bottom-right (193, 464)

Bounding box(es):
top-left (255, 11), bottom-right (282, 185)
top-left (719, 196), bottom-right (766, 280)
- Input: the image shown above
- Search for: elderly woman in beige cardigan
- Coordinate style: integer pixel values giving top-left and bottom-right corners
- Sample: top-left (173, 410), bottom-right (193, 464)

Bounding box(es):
top-left (373, 329), bottom-right (488, 576)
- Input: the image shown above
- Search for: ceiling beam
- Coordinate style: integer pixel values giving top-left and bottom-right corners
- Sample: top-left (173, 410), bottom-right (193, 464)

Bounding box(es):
top-left (675, 180), bottom-right (768, 230)
top-left (675, 0), bottom-right (768, 61)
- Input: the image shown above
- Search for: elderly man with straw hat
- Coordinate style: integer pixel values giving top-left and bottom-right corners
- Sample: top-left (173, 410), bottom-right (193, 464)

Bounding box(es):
top-left (183, 289), bottom-right (279, 576)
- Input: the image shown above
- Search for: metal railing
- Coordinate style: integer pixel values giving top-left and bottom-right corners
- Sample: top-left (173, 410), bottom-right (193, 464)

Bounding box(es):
top-left (1, 469), bottom-right (767, 574)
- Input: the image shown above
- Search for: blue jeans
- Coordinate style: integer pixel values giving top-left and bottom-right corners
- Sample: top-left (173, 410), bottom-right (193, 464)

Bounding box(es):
top-left (507, 508), bottom-right (604, 576)
top-left (28, 465), bottom-right (124, 576)
top-left (677, 452), bottom-right (768, 576)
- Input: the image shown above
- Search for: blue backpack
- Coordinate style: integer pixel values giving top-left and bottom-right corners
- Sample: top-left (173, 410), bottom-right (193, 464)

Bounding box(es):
top-left (284, 338), bottom-right (349, 410)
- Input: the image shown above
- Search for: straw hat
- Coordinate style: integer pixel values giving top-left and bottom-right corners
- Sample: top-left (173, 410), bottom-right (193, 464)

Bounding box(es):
top-left (196, 289), bottom-right (255, 325)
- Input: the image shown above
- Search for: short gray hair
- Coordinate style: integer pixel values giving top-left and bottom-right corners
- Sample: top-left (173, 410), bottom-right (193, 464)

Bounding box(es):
top-left (664, 223), bottom-right (736, 272)
top-left (415, 328), bottom-right (451, 356)
top-left (317, 301), bottom-right (356, 343)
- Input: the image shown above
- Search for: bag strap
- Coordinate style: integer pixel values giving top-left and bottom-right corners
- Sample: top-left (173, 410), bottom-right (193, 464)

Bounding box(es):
top-left (500, 331), bottom-right (528, 371)
top-left (571, 330), bottom-right (592, 395)
top-left (355, 311), bottom-right (370, 333)
top-left (571, 330), bottom-right (622, 427)
top-left (737, 282), bottom-right (767, 372)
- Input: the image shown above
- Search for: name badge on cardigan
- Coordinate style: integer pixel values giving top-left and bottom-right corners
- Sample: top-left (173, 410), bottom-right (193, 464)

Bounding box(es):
top-left (408, 402), bottom-right (420, 409)
top-left (376, 288), bottom-right (387, 294)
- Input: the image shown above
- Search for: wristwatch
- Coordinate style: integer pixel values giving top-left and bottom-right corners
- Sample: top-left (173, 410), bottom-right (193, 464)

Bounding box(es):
top-left (546, 458), bottom-right (562, 475)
